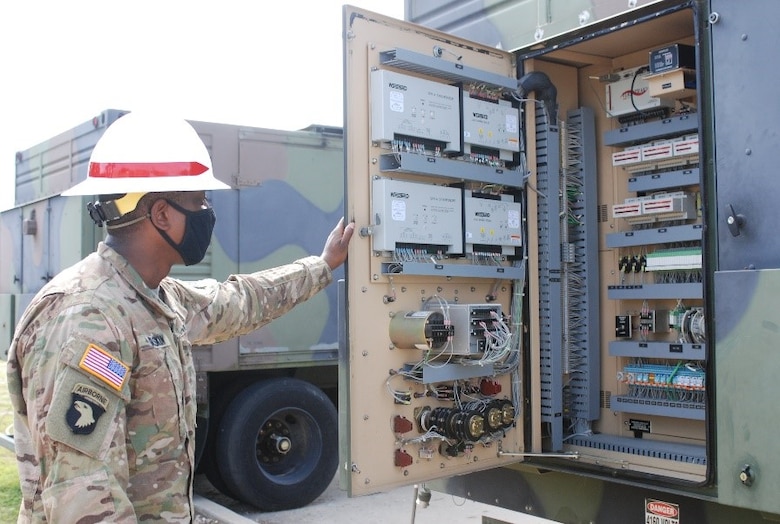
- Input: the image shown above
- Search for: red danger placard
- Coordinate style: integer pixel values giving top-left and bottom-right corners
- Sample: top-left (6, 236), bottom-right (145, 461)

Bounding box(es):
top-left (645, 498), bottom-right (680, 524)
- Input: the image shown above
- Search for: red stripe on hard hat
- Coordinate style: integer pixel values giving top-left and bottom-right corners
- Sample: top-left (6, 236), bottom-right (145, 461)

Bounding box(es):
top-left (89, 161), bottom-right (209, 178)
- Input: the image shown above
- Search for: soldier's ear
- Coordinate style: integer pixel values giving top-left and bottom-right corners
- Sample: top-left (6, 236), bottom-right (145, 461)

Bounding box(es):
top-left (148, 199), bottom-right (174, 231)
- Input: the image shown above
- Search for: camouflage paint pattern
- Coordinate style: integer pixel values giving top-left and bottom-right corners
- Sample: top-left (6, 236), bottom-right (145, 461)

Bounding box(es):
top-left (203, 125), bottom-right (344, 366)
top-left (2, 114), bottom-right (344, 372)
top-left (406, 0), bottom-right (665, 52)
top-left (434, 463), bottom-right (773, 523)
top-left (7, 242), bottom-right (332, 522)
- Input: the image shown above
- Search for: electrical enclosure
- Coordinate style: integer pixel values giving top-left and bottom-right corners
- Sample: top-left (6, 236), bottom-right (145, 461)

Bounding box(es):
top-left (463, 191), bottom-right (522, 255)
top-left (371, 177), bottom-right (463, 254)
top-left (371, 69), bottom-right (461, 153)
top-left (462, 95), bottom-right (520, 160)
top-left (343, 1), bottom-right (780, 521)
top-left (343, 6), bottom-right (524, 496)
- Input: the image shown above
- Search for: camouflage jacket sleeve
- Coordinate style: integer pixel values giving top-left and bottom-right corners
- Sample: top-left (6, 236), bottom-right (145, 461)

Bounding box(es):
top-left (162, 255), bottom-right (333, 345)
top-left (8, 296), bottom-right (138, 522)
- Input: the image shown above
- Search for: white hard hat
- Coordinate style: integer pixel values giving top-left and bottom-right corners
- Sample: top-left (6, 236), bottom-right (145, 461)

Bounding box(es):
top-left (62, 111), bottom-right (231, 196)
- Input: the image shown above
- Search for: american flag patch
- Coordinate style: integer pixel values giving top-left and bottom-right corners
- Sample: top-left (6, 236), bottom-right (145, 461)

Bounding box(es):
top-left (79, 344), bottom-right (129, 391)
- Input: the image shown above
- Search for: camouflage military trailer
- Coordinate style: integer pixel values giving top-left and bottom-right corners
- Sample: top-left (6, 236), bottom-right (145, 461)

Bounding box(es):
top-left (0, 109), bottom-right (344, 510)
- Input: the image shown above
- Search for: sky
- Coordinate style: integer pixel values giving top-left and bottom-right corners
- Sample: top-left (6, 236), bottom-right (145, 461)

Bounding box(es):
top-left (0, 1), bottom-right (404, 211)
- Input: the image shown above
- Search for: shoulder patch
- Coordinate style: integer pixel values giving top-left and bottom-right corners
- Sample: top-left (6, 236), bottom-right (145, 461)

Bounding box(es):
top-left (78, 344), bottom-right (129, 391)
top-left (66, 383), bottom-right (110, 434)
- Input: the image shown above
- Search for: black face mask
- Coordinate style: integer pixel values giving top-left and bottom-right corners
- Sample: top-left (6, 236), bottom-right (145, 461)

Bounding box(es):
top-left (156, 199), bottom-right (216, 266)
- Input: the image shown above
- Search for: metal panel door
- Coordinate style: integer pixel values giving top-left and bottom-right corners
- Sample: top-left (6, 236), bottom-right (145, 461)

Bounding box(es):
top-left (713, 0), bottom-right (780, 271)
top-left (713, 0), bottom-right (780, 515)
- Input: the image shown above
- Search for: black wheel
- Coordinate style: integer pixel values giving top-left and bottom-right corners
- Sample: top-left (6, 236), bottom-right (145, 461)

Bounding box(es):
top-left (215, 377), bottom-right (338, 511)
top-left (197, 377), bottom-right (255, 500)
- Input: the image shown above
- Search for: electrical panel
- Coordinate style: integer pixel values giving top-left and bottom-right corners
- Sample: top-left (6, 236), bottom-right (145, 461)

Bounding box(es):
top-left (462, 95), bottom-right (520, 161)
top-left (371, 69), bottom-right (461, 153)
top-left (343, 6), bottom-right (524, 497)
top-left (463, 191), bottom-right (522, 255)
top-left (344, 2), bottom-right (711, 507)
top-left (605, 65), bottom-right (674, 118)
top-left (371, 178), bottom-right (463, 254)
top-left (424, 303), bottom-right (504, 356)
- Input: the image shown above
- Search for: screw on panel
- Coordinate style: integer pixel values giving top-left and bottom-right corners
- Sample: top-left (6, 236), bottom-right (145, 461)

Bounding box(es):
top-left (708, 12), bottom-right (720, 24)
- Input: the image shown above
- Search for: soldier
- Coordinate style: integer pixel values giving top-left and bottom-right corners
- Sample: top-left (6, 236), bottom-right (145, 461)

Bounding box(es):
top-left (6, 111), bottom-right (354, 522)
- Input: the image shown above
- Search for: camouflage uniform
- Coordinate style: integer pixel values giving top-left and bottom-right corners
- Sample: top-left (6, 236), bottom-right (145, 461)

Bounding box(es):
top-left (6, 242), bottom-right (332, 523)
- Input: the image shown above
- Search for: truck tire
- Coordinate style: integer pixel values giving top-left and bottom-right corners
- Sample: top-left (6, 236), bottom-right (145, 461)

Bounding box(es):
top-left (198, 378), bottom-right (250, 500)
top-left (215, 377), bottom-right (338, 510)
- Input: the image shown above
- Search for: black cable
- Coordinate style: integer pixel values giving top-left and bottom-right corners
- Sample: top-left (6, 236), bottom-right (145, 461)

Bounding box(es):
top-left (630, 66), bottom-right (650, 117)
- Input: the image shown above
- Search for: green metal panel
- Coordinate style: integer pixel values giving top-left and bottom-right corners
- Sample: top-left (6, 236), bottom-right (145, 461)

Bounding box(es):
top-left (715, 269), bottom-right (780, 515)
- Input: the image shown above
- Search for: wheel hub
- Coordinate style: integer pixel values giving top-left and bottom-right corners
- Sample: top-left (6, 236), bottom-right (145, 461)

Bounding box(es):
top-left (258, 419), bottom-right (294, 463)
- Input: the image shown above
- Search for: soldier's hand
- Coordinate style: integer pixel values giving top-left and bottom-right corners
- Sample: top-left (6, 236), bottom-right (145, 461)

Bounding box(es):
top-left (321, 217), bottom-right (355, 270)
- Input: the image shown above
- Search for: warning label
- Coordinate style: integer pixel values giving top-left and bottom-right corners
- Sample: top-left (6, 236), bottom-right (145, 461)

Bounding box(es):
top-left (645, 498), bottom-right (680, 524)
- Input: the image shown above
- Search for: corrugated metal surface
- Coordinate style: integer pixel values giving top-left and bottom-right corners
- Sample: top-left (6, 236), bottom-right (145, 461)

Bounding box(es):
top-left (406, 0), bottom-right (666, 52)
top-left (13, 109), bottom-right (126, 207)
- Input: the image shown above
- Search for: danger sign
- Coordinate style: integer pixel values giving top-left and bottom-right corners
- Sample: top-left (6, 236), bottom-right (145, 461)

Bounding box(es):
top-left (645, 498), bottom-right (680, 524)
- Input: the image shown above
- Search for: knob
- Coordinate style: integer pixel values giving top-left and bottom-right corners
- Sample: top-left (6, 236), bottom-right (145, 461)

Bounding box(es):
top-left (739, 464), bottom-right (755, 486)
top-left (725, 204), bottom-right (745, 237)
